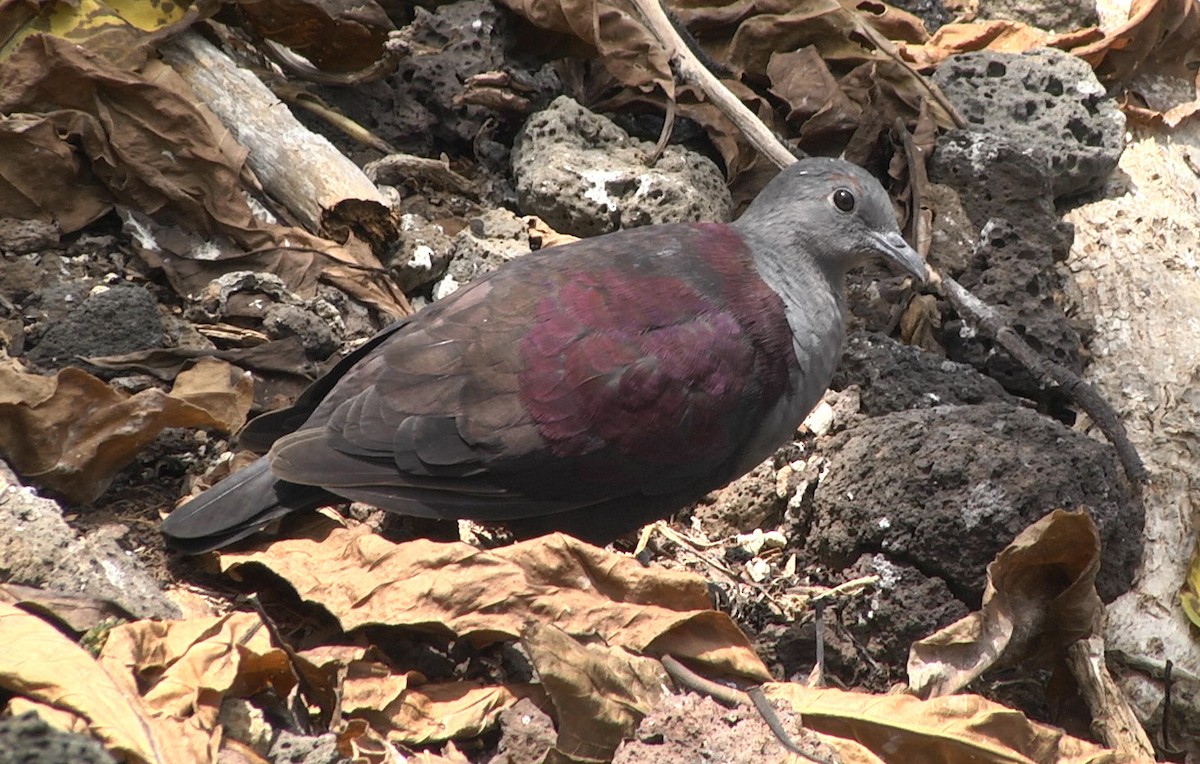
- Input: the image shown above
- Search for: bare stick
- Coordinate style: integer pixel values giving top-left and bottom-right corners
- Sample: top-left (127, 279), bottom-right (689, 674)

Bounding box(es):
top-left (628, 0), bottom-right (797, 169)
top-left (661, 655), bottom-right (835, 764)
top-left (941, 278), bottom-right (1147, 485)
top-left (1066, 636), bottom-right (1156, 759)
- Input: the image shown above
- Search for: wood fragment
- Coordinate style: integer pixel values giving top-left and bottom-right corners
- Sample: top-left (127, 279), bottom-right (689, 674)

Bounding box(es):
top-left (1066, 636), bottom-right (1157, 760)
top-left (364, 154), bottom-right (480, 199)
top-left (628, 0), bottom-right (797, 169)
top-left (160, 32), bottom-right (391, 235)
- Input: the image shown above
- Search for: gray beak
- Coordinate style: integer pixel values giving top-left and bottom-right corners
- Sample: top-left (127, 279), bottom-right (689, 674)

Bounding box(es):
top-left (871, 230), bottom-right (927, 282)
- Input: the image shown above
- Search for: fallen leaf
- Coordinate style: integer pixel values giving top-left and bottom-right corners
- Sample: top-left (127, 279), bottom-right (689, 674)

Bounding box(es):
top-left (231, 0), bottom-right (394, 73)
top-left (498, 0), bottom-right (674, 98)
top-left (524, 622), bottom-right (667, 761)
top-left (0, 0), bottom-right (203, 68)
top-left (0, 35), bottom-right (409, 317)
top-left (97, 613), bottom-right (291, 721)
top-left (908, 509), bottom-right (1103, 698)
top-left (0, 601), bottom-right (204, 763)
top-left (220, 522), bottom-right (770, 682)
top-left (1073, 0), bottom-right (1200, 82)
top-left (310, 642), bottom-right (546, 746)
top-left (362, 679), bottom-right (544, 745)
top-left (768, 682), bottom-right (1124, 764)
top-left (1181, 532), bottom-right (1200, 629)
top-left (0, 355), bottom-right (252, 503)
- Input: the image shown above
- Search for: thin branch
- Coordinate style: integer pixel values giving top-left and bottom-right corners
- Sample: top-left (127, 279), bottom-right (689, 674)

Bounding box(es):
top-left (941, 277), bottom-right (1148, 485)
top-left (628, 0), bottom-right (798, 169)
top-left (1066, 635), bottom-right (1156, 759)
top-left (660, 655), bottom-right (835, 764)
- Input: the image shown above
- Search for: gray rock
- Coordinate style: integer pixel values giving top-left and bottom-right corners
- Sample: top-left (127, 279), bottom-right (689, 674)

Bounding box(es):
top-left (512, 96), bottom-right (732, 237)
top-left (263, 304), bottom-right (337, 360)
top-left (432, 208), bottom-right (532, 299)
top-left (0, 712), bottom-right (114, 764)
top-left (928, 132), bottom-right (1084, 411)
top-left (933, 48), bottom-right (1125, 199)
top-left (493, 698), bottom-right (555, 764)
top-left (831, 331), bottom-right (1015, 416)
top-left (885, 0), bottom-right (953, 32)
top-left (759, 554), bottom-right (969, 689)
top-left (929, 130), bottom-right (1059, 237)
top-left (807, 403), bottom-right (1142, 603)
top-left (0, 461), bottom-right (180, 620)
top-left (977, 0), bottom-right (1096, 32)
top-left (26, 283), bottom-right (164, 369)
top-left (387, 213), bottom-right (454, 293)
top-left (308, 0), bottom-right (560, 160)
top-left (268, 731), bottom-right (343, 764)
top-left (840, 554), bottom-right (973, 676)
top-left (944, 217), bottom-right (1085, 409)
top-left (0, 218), bottom-right (62, 255)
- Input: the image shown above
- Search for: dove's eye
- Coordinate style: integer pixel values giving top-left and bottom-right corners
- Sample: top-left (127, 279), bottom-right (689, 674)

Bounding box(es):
top-left (832, 188), bottom-right (856, 212)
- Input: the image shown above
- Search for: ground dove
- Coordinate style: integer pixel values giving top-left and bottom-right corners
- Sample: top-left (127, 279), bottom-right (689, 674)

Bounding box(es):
top-left (162, 157), bottom-right (926, 552)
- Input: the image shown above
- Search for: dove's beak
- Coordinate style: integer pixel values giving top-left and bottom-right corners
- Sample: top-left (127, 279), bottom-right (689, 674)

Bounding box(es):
top-left (872, 230), bottom-right (928, 283)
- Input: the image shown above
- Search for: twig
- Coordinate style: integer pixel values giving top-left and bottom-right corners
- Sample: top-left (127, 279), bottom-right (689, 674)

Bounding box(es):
top-left (260, 37), bottom-right (403, 86)
top-left (941, 277), bottom-right (1148, 486)
top-left (660, 655), bottom-right (835, 764)
top-left (364, 153), bottom-right (480, 199)
top-left (849, 22), bottom-right (966, 130)
top-left (1065, 635), bottom-right (1156, 759)
top-left (627, 0), bottom-right (797, 169)
top-left (646, 96), bottom-right (677, 166)
top-left (812, 599), bottom-right (826, 688)
top-left (245, 593), bottom-right (319, 734)
top-left (277, 87), bottom-right (398, 154)
top-left (646, 521), bottom-right (793, 616)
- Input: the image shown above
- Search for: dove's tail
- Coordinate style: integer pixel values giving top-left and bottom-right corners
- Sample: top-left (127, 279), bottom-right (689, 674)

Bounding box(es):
top-left (161, 456), bottom-right (335, 554)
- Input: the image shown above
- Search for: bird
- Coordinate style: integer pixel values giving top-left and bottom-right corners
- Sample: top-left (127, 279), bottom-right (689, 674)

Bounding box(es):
top-left (162, 157), bottom-right (926, 553)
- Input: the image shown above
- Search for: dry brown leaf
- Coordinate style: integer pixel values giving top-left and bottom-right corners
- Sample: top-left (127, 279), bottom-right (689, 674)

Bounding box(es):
top-left (498, 0), bottom-right (674, 97)
top-left (524, 622), bottom-right (667, 761)
top-left (0, 34), bottom-right (408, 317)
top-left (1074, 0), bottom-right (1200, 82)
top-left (0, 0), bottom-right (204, 67)
top-left (597, 77), bottom-right (778, 182)
top-left (673, 0), bottom-right (957, 158)
top-left (768, 46), bottom-right (864, 148)
top-left (361, 680), bottom-right (545, 745)
top-left (86, 337), bottom-right (319, 414)
top-left (220, 522), bottom-right (770, 681)
top-left (86, 337), bottom-right (315, 383)
top-left (231, 0), bottom-right (393, 73)
top-left (0, 355), bottom-right (252, 503)
top-left (908, 509), bottom-right (1103, 699)
top-left (5, 697), bottom-right (92, 735)
top-left (93, 611), bottom-right (300, 763)
top-left (0, 601), bottom-right (202, 763)
top-left (767, 682), bottom-right (1125, 764)
top-left (680, 0), bottom-right (924, 77)
top-left (314, 640), bottom-right (546, 747)
top-left (898, 19), bottom-right (1058, 69)
top-left (504, 0), bottom-right (951, 177)
top-left (902, 0), bottom-right (1199, 90)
